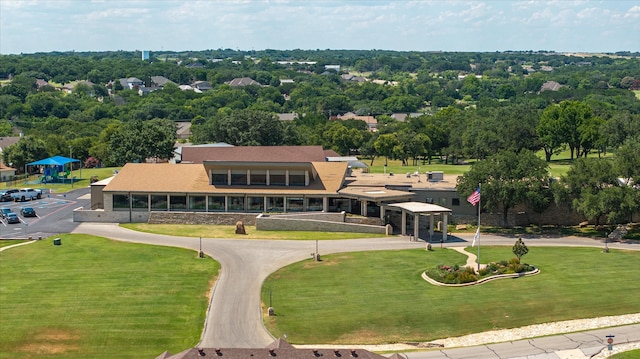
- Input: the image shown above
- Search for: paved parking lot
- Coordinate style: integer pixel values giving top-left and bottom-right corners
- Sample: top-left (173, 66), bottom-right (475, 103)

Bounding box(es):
top-left (0, 187), bottom-right (90, 239)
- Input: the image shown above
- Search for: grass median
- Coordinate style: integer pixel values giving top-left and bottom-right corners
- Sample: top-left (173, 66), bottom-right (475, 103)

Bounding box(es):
top-left (0, 234), bottom-right (219, 359)
top-left (262, 246), bottom-right (640, 344)
top-left (121, 223), bottom-right (389, 240)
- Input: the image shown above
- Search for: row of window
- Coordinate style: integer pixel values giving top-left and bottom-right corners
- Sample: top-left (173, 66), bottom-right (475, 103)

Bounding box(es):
top-left (113, 194), bottom-right (326, 212)
top-left (211, 169), bottom-right (307, 186)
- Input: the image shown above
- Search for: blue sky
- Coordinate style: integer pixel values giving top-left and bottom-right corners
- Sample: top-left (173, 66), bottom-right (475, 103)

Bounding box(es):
top-left (1, 0), bottom-right (638, 54)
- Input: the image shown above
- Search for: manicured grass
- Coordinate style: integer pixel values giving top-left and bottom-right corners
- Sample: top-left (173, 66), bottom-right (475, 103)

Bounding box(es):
top-left (0, 234), bottom-right (219, 359)
top-left (262, 246), bottom-right (640, 344)
top-left (1, 167), bottom-right (120, 194)
top-left (0, 239), bottom-right (27, 248)
top-left (611, 349), bottom-right (640, 358)
top-left (121, 223), bottom-right (389, 240)
top-left (364, 157), bottom-right (471, 176)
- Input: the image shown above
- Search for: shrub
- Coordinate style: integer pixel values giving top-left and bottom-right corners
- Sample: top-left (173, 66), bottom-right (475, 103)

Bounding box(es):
top-left (458, 271), bottom-right (477, 283)
top-left (478, 267), bottom-right (490, 276)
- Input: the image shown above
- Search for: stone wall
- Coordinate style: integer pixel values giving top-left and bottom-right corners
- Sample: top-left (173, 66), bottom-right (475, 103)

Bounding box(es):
top-left (148, 212), bottom-right (259, 225)
top-left (256, 213), bottom-right (388, 234)
top-left (73, 209), bottom-right (150, 223)
top-left (452, 202), bottom-right (587, 227)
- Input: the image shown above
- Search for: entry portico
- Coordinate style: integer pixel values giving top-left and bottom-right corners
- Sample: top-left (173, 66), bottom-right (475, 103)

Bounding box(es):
top-left (384, 202), bottom-right (452, 241)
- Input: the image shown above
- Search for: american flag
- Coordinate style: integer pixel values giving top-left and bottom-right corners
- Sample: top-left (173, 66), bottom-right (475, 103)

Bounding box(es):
top-left (467, 188), bottom-right (481, 206)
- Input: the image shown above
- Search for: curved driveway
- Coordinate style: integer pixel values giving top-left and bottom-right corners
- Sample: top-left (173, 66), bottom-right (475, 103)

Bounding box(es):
top-left (71, 223), bottom-right (639, 349)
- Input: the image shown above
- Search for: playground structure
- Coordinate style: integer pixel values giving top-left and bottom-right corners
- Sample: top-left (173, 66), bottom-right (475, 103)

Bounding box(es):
top-left (26, 156), bottom-right (81, 184)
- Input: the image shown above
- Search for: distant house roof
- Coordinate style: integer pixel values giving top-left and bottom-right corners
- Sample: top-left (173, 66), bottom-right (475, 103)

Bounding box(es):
top-left (279, 79), bottom-right (294, 84)
top-left (150, 76), bottom-right (175, 87)
top-left (176, 122), bottom-right (192, 140)
top-left (35, 79), bottom-right (51, 89)
top-left (227, 77), bottom-right (261, 87)
top-left (337, 113), bottom-right (378, 131)
top-left (277, 113), bottom-right (299, 121)
top-left (0, 136), bottom-right (21, 153)
top-left (119, 77), bottom-right (144, 89)
top-left (191, 81), bottom-right (212, 91)
top-left (185, 62), bottom-right (204, 68)
top-left (540, 80), bottom-right (564, 92)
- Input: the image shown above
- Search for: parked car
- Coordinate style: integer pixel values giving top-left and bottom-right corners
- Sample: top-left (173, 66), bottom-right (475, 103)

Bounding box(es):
top-left (0, 207), bottom-right (12, 219)
top-left (11, 188), bottom-right (42, 202)
top-left (0, 189), bottom-right (20, 202)
top-left (20, 207), bottom-right (36, 217)
top-left (5, 212), bottom-right (20, 224)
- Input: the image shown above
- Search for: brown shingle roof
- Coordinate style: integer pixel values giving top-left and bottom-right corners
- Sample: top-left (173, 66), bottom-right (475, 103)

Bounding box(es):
top-left (181, 146), bottom-right (329, 164)
top-left (103, 162), bottom-right (347, 195)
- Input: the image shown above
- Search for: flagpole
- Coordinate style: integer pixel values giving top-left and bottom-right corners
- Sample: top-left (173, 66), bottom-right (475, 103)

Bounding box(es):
top-left (477, 183), bottom-right (481, 272)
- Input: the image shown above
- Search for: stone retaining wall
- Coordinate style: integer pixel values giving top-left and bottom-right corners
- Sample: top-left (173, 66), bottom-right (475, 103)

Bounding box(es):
top-left (148, 212), bottom-right (259, 225)
top-left (256, 213), bottom-right (389, 234)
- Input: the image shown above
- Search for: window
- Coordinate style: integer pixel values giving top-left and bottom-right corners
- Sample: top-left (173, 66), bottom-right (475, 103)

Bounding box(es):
top-left (270, 170), bottom-right (286, 186)
top-left (250, 170), bottom-right (267, 186)
top-left (439, 198), bottom-right (447, 206)
top-left (113, 194), bottom-right (129, 210)
top-left (307, 197), bottom-right (323, 211)
top-left (230, 170), bottom-right (247, 185)
top-left (151, 195), bottom-right (168, 211)
top-left (267, 197), bottom-right (284, 212)
top-left (189, 195), bottom-right (206, 211)
top-left (170, 195), bottom-right (187, 211)
top-left (208, 196), bottom-right (225, 212)
top-left (289, 171), bottom-right (306, 186)
top-left (287, 197), bottom-right (304, 212)
top-left (131, 194), bottom-right (148, 210)
top-left (247, 196), bottom-right (264, 212)
top-left (425, 197), bottom-right (434, 204)
top-left (211, 170), bottom-right (227, 185)
top-left (452, 198), bottom-right (460, 206)
top-left (228, 196), bottom-right (245, 211)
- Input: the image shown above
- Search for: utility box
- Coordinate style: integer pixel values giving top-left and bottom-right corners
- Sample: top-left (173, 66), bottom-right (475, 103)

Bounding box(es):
top-left (427, 171), bottom-right (444, 181)
top-left (53, 238), bottom-right (61, 245)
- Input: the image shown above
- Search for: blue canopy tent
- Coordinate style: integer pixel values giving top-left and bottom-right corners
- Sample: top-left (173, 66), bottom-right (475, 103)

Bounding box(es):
top-left (27, 156), bottom-right (81, 184)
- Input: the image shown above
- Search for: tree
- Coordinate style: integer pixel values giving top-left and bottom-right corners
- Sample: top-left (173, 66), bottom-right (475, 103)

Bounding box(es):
top-left (374, 133), bottom-right (400, 166)
top-left (561, 158), bottom-right (620, 225)
top-left (457, 150), bottom-right (551, 227)
top-left (512, 238), bottom-right (529, 262)
top-left (215, 110), bottom-right (285, 146)
top-left (107, 120), bottom-right (176, 166)
top-left (2, 137), bottom-right (49, 174)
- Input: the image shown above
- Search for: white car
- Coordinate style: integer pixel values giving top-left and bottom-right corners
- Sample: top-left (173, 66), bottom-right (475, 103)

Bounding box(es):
top-left (12, 188), bottom-right (42, 202)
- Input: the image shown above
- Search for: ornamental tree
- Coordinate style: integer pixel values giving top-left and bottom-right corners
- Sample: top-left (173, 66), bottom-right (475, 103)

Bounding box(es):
top-left (512, 238), bottom-right (529, 262)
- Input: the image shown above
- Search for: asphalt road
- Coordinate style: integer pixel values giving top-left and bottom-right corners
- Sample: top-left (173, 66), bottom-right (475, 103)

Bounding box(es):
top-left (70, 222), bottom-right (640, 354)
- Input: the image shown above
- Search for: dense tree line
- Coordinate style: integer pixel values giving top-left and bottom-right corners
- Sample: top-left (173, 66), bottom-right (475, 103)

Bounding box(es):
top-left (0, 50), bottom-right (638, 227)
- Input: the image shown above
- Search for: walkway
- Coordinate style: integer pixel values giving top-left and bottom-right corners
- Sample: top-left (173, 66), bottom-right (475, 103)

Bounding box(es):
top-left (450, 246), bottom-right (485, 272)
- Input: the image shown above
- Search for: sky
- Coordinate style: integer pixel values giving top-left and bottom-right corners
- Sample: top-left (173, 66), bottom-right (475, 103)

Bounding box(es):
top-left (1, 0), bottom-right (639, 55)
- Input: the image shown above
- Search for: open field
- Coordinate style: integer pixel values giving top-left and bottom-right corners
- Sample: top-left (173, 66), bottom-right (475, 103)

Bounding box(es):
top-left (0, 234), bottom-right (219, 359)
top-left (121, 223), bottom-right (389, 240)
top-left (262, 246), bottom-right (640, 344)
top-left (363, 148), bottom-right (613, 178)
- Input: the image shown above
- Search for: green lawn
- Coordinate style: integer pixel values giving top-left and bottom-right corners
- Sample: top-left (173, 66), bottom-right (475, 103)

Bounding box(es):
top-left (0, 234), bottom-right (219, 359)
top-left (611, 349), bottom-right (640, 358)
top-left (262, 246), bottom-right (640, 344)
top-left (121, 223), bottom-right (389, 240)
top-left (0, 239), bottom-right (27, 248)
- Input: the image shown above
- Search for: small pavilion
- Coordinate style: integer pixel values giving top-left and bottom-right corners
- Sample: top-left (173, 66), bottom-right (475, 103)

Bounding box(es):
top-left (383, 202), bottom-right (452, 241)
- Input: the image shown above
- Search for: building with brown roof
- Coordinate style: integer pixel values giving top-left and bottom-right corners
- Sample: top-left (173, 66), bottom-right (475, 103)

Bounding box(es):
top-left (78, 146), bottom-right (460, 240)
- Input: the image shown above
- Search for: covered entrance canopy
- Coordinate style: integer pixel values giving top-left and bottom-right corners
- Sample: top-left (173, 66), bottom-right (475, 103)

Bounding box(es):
top-left (27, 155), bottom-right (80, 183)
top-left (384, 202), bottom-right (452, 241)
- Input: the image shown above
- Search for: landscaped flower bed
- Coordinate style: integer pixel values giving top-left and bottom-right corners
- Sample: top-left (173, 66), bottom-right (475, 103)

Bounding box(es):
top-left (425, 258), bottom-right (535, 285)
